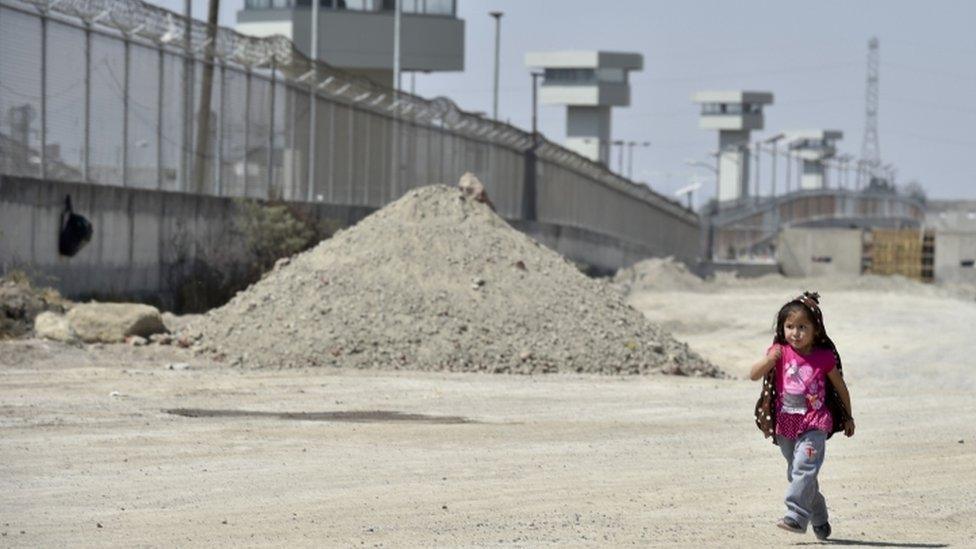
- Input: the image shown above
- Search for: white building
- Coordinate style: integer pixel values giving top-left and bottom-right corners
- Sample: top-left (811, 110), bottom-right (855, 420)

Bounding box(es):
top-left (692, 90), bottom-right (773, 203)
top-left (236, 0), bottom-right (464, 87)
top-left (525, 51), bottom-right (643, 165)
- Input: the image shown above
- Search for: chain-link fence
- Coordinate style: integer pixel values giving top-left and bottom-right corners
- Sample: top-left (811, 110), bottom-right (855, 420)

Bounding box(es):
top-left (0, 0), bottom-right (699, 255)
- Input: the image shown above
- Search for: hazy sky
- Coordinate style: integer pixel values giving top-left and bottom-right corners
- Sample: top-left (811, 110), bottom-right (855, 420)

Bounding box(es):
top-left (154, 0), bottom-right (976, 203)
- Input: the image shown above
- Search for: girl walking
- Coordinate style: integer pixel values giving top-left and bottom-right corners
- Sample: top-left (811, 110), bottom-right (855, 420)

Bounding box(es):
top-left (750, 291), bottom-right (855, 540)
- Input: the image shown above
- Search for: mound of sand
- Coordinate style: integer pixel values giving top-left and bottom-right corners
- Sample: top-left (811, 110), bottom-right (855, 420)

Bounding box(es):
top-left (185, 185), bottom-right (721, 376)
top-left (612, 257), bottom-right (706, 294)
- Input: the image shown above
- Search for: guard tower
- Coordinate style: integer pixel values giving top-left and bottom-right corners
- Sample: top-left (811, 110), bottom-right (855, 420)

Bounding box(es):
top-left (525, 51), bottom-right (643, 164)
top-left (692, 90), bottom-right (773, 203)
top-left (236, 1), bottom-right (464, 87)
top-left (786, 130), bottom-right (843, 190)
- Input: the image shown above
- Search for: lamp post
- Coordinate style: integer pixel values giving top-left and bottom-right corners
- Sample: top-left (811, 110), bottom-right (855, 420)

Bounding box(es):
top-left (307, 0), bottom-right (319, 200)
top-left (393, 0), bottom-right (402, 91)
top-left (611, 140), bottom-right (625, 174)
top-left (530, 71), bottom-right (542, 142)
top-left (763, 133), bottom-right (785, 198)
top-left (684, 157), bottom-right (720, 260)
top-left (684, 156), bottom-right (719, 208)
top-left (489, 11), bottom-right (503, 120)
top-left (626, 140), bottom-right (650, 179)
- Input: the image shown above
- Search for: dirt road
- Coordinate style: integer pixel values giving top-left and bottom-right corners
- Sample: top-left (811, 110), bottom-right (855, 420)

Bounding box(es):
top-left (2, 285), bottom-right (974, 547)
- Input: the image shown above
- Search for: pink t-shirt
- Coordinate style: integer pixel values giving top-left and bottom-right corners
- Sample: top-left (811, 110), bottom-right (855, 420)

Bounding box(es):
top-left (771, 344), bottom-right (836, 439)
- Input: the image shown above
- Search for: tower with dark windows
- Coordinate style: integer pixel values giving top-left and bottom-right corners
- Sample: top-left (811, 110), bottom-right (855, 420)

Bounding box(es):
top-left (525, 51), bottom-right (643, 165)
top-left (692, 90), bottom-right (773, 203)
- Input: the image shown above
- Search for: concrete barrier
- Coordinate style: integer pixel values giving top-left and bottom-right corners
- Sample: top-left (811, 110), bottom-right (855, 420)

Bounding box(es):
top-left (2, 176), bottom-right (694, 311)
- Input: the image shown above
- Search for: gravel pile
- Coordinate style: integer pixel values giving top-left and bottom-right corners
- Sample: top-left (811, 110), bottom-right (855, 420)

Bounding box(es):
top-left (185, 185), bottom-right (721, 377)
top-left (612, 257), bottom-right (706, 294)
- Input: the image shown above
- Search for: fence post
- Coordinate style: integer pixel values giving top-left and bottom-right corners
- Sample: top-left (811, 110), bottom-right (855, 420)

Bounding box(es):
top-left (391, 105), bottom-right (398, 202)
top-left (84, 22), bottom-right (92, 183)
top-left (217, 62), bottom-right (225, 196)
top-left (327, 101), bottom-right (335, 202)
top-left (267, 57), bottom-right (276, 199)
top-left (363, 111), bottom-right (370, 205)
top-left (123, 36), bottom-right (130, 186)
top-left (156, 46), bottom-right (164, 190)
top-left (39, 12), bottom-right (47, 179)
top-left (347, 107), bottom-right (354, 204)
top-left (244, 68), bottom-right (252, 197)
top-left (307, 80), bottom-right (316, 201)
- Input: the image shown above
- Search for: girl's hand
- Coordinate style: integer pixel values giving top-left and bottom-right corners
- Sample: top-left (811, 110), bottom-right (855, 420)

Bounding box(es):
top-left (844, 418), bottom-right (856, 437)
top-left (749, 344), bottom-right (781, 381)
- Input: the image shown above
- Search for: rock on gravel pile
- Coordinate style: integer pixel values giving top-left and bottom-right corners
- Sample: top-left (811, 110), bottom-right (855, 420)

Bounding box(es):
top-left (185, 185), bottom-right (721, 377)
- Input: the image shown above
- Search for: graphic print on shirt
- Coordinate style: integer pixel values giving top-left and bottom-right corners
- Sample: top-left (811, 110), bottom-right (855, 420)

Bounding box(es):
top-left (781, 359), bottom-right (823, 414)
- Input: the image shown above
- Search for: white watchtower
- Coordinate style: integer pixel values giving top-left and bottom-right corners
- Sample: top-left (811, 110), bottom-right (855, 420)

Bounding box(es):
top-left (786, 130), bottom-right (844, 190)
top-left (692, 90), bottom-right (774, 203)
top-left (525, 51), bottom-right (643, 165)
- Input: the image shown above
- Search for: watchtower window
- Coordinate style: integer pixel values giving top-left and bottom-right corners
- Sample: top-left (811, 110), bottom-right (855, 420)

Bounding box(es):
top-left (701, 102), bottom-right (764, 115)
top-left (543, 68), bottom-right (596, 85)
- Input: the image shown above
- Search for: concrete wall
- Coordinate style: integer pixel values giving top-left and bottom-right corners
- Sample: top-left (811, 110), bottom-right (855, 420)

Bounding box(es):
top-left (1, 175), bottom-right (697, 310)
top-left (0, 176), bottom-right (373, 312)
top-left (776, 227), bottom-right (863, 277)
top-left (934, 231), bottom-right (976, 285)
top-left (925, 200), bottom-right (976, 285)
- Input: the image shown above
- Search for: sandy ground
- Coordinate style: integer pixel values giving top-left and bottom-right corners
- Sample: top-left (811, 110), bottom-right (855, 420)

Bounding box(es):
top-left (2, 284), bottom-right (975, 547)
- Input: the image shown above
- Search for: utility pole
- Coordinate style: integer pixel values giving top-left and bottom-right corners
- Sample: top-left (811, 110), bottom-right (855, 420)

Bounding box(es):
top-left (193, 0), bottom-right (220, 194)
top-left (490, 11), bottom-right (503, 120)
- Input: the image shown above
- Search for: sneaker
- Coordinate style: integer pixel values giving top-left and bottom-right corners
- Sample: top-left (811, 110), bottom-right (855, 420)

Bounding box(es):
top-left (813, 522), bottom-right (831, 540)
top-left (776, 516), bottom-right (806, 534)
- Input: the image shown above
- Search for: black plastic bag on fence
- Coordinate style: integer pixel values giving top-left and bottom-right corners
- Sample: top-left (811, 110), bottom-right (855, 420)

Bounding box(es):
top-left (58, 194), bottom-right (93, 257)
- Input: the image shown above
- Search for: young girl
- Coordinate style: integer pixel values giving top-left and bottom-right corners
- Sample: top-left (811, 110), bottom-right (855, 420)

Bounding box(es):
top-left (750, 291), bottom-right (854, 540)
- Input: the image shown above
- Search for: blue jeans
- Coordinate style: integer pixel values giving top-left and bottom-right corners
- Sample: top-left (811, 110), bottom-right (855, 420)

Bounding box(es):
top-left (776, 430), bottom-right (829, 529)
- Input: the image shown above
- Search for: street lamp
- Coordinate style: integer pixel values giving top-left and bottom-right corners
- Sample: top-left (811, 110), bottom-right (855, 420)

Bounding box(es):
top-left (834, 154), bottom-right (851, 189)
top-left (763, 133), bottom-right (785, 198)
top-left (489, 11), bottom-right (503, 121)
top-left (674, 179), bottom-right (703, 210)
top-left (610, 140), bottom-right (626, 174)
top-left (626, 140), bottom-right (650, 179)
top-left (684, 158), bottom-right (717, 174)
top-left (685, 155), bottom-right (720, 213)
top-left (530, 71), bottom-right (543, 142)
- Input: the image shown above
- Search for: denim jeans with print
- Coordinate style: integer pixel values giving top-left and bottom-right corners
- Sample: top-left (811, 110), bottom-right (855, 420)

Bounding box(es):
top-left (776, 430), bottom-right (829, 529)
